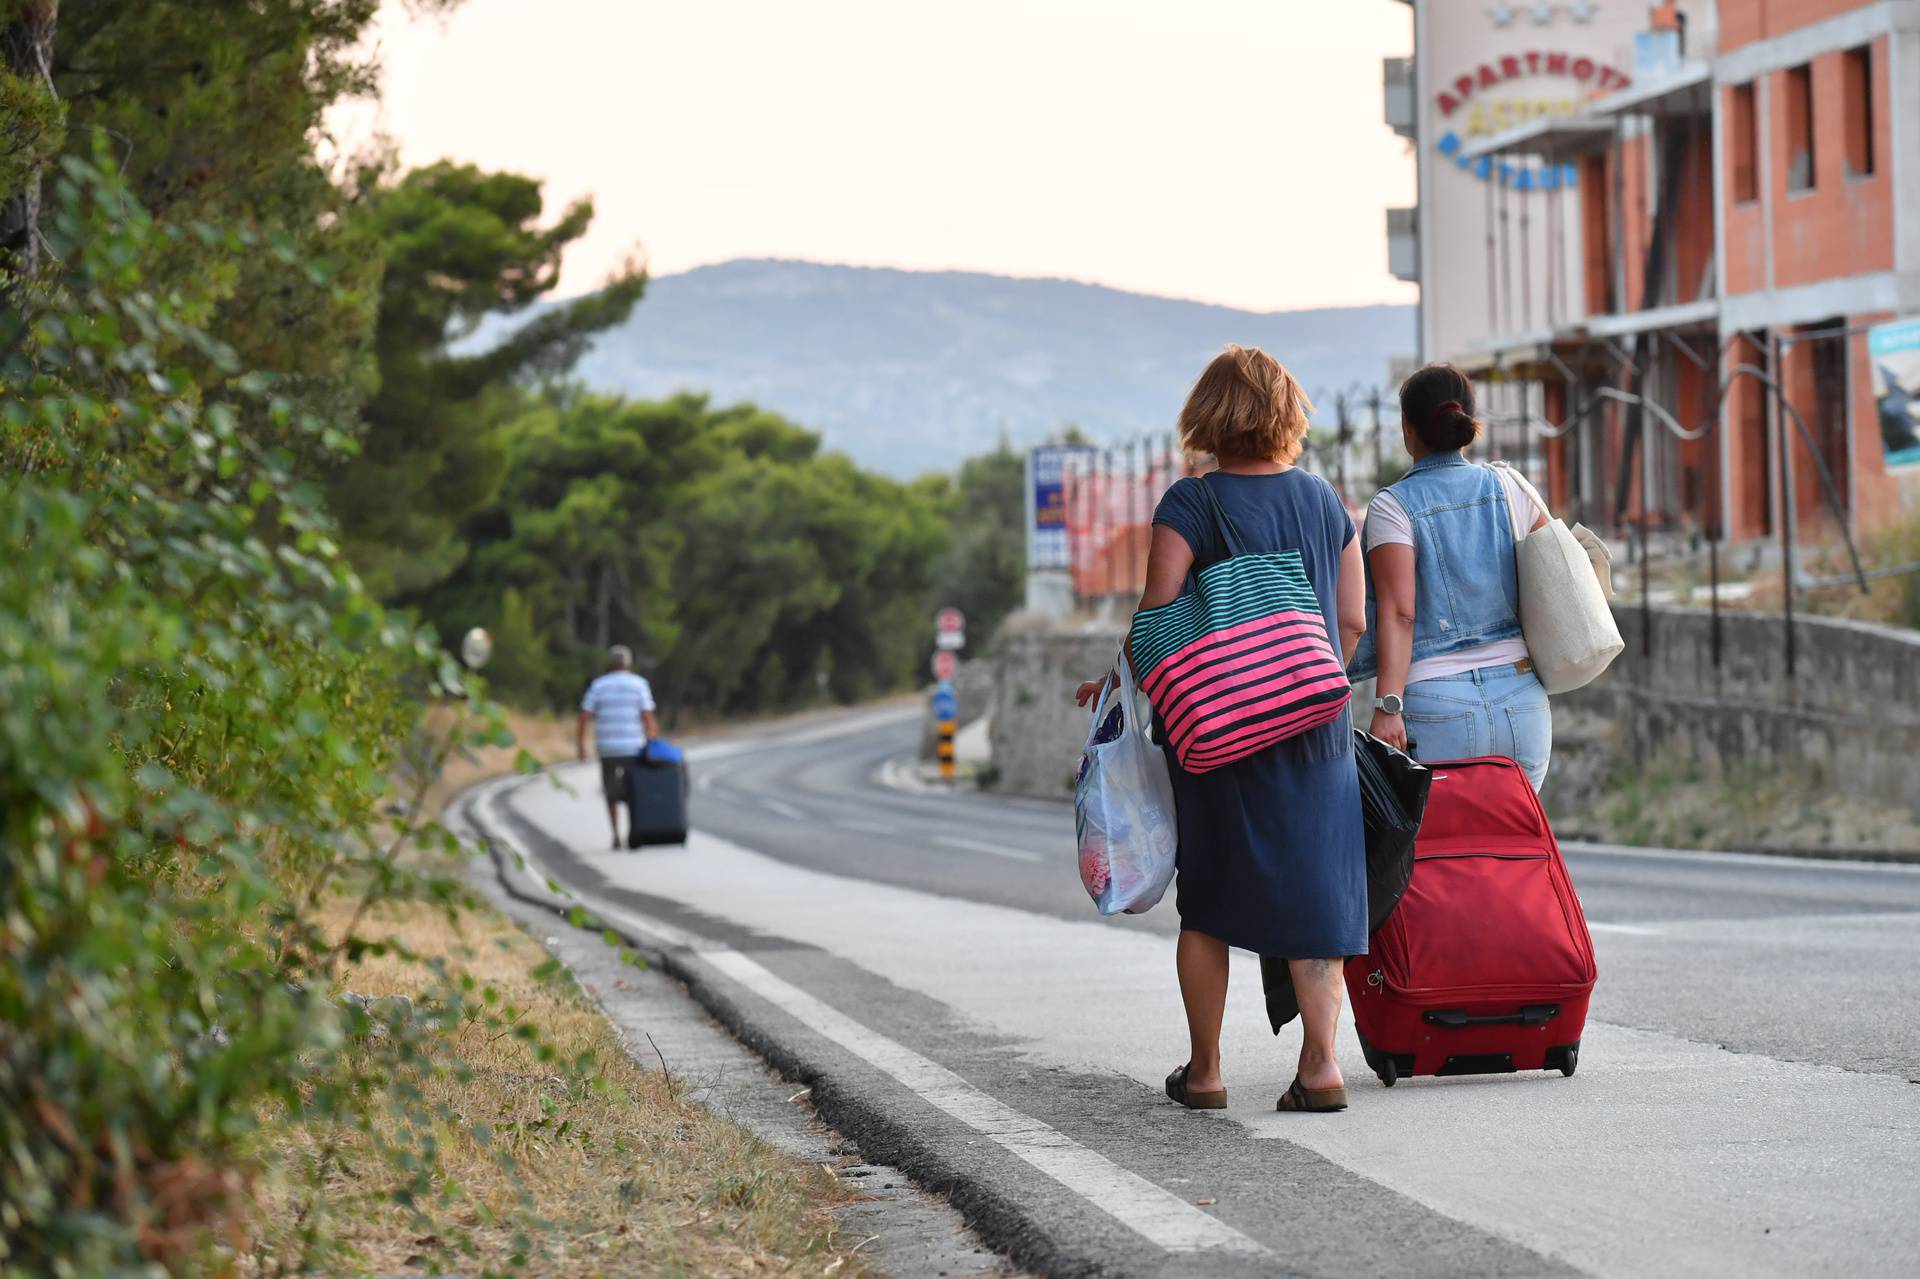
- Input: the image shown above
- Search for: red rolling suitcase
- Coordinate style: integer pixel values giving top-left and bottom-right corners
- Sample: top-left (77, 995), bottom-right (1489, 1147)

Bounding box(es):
top-left (1347, 756), bottom-right (1596, 1085)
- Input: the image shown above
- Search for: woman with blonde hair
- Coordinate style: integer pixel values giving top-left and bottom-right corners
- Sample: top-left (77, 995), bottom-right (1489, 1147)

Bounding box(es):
top-left (1078, 345), bottom-right (1367, 1114)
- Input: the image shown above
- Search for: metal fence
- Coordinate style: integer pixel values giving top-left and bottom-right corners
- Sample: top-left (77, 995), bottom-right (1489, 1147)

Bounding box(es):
top-left (1061, 435), bottom-right (1191, 606)
top-left (1036, 343), bottom-right (1903, 672)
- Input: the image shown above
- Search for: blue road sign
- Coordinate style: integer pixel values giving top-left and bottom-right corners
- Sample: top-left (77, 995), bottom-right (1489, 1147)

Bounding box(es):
top-left (931, 681), bottom-right (959, 721)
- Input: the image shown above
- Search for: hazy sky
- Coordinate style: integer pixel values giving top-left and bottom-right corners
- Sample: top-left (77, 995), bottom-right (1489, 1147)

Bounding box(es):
top-left (337, 0), bottom-right (1416, 313)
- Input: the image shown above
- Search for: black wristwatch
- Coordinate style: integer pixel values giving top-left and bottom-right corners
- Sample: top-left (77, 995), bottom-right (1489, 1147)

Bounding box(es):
top-left (1375, 693), bottom-right (1404, 716)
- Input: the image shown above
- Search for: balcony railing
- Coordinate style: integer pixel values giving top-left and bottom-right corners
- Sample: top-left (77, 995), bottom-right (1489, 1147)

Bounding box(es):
top-left (1387, 206), bottom-right (1418, 282)
top-left (1383, 57), bottom-right (1415, 139)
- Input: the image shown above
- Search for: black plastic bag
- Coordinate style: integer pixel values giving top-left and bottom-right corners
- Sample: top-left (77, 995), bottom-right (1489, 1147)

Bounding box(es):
top-left (1260, 730), bottom-right (1432, 1032)
top-left (1353, 729), bottom-right (1430, 931)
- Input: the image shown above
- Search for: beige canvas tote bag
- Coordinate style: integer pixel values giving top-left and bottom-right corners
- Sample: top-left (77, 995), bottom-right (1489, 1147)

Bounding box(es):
top-left (1490, 462), bottom-right (1624, 694)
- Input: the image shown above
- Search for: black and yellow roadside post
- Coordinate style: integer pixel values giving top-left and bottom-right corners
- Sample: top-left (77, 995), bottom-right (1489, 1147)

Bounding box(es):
top-left (932, 606), bottom-right (965, 783)
top-left (935, 709), bottom-right (957, 780)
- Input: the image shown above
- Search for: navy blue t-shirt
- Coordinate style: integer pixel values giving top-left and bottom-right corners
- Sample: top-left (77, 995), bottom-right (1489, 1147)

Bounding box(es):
top-left (1151, 468), bottom-right (1356, 764)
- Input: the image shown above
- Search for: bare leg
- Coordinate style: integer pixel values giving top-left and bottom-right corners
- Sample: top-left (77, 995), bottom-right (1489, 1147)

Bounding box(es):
top-left (1177, 929), bottom-right (1230, 1092)
top-left (606, 799), bottom-right (621, 848)
top-left (1287, 957), bottom-right (1346, 1091)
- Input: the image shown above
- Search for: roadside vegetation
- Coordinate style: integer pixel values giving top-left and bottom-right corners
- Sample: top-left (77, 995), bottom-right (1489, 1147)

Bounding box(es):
top-left (303, 897), bottom-right (871, 1278)
top-left (300, 723), bottom-right (869, 1278)
top-left (1771, 509), bottom-right (1920, 631)
top-left (0, 2), bottom-right (1020, 1274)
top-left (406, 394), bottom-right (1027, 718)
top-left (1568, 750), bottom-right (1920, 856)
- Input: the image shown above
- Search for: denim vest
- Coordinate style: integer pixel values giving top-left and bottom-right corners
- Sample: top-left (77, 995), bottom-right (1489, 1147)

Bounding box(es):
top-left (1348, 452), bottom-right (1521, 681)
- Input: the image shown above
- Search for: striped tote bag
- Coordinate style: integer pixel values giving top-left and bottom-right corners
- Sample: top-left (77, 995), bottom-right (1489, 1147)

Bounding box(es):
top-left (1129, 476), bottom-right (1351, 773)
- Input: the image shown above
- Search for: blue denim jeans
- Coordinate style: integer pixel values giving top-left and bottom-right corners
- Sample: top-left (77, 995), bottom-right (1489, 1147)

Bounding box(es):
top-left (1402, 663), bottom-right (1552, 790)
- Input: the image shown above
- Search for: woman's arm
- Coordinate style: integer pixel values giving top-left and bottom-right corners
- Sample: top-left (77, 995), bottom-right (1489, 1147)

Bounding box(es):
top-left (1075, 524), bottom-right (1195, 706)
top-left (1366, 541), bottom-right (1417, 750)
top-left (1136, 523), bottom-right (1196, 613)
top-left (1336, 535), bottom-right (1366, 666)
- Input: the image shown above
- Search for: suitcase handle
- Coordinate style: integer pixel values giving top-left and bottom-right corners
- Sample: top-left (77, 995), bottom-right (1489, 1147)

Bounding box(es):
top-left (1422, 1004), bottom-right (1560, 1029)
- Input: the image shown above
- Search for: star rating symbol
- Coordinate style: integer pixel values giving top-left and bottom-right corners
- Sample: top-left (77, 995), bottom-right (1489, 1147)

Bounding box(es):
top-left (1489, 1), bottom-right (1516, 26)
top-left (1570, 0), bottom-right (1599, 20)
top-left (1529, 1), bottom-right (1556, 24)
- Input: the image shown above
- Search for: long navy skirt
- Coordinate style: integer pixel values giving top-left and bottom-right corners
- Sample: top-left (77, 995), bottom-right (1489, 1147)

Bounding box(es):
top-left (1164, 709), bottom-right (1368, 959)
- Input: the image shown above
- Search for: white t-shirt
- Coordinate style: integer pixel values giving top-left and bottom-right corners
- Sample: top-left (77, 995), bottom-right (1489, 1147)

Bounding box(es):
top-left (581, 671), bottom-right (656, 757)
top-left (1362, 466), bottom-right (1544, 687)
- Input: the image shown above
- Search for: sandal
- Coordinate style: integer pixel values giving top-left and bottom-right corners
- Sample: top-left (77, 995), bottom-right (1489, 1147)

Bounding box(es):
top-left (1165, 1063), bottom-right (1227, 1110)
top-left (1276, 1075), bottom-right (1349, 1113)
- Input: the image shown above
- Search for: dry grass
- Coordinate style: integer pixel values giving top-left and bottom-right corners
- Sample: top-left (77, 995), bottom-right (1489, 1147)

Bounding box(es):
top-left (288, 900), bottom-right (870, 1278)
top-left (270, 707), bottom-right (876, 1278)
top-left (1570, 743), bottom-right (1920, 855)
top-left (417, 707), bottom-right (580, 816)
top-left (1730, 511), bottom-right (1920, 631)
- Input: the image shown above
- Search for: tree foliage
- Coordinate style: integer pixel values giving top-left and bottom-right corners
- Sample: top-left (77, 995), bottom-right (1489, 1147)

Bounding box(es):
top-left (0, 1), bottom-right (65, 273)
top-left (415, 391), bottom-right (952, 717)
top-left (331, 162), bottom-right (646, 596)
top-left (925, 440), bottom-right (1027, 654)
top-left (0, 6), bottom-right (1013, 1270)
top-left (43, 0), bottom-right (420, 422)
top-left (0, 145), bottom-right (555, 1279)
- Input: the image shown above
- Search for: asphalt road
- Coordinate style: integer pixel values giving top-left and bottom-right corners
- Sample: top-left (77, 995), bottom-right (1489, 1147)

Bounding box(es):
top-left (463, 706), bottom-right (1920, 1278)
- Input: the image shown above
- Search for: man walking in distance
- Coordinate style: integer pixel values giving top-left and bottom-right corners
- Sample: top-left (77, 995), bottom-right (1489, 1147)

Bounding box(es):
top-left (577, 645), bottom-right (660, 849)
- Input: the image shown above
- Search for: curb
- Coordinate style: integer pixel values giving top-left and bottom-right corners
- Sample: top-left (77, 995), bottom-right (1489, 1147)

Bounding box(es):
top-left (458, 778), bottom-right (1108, 1279)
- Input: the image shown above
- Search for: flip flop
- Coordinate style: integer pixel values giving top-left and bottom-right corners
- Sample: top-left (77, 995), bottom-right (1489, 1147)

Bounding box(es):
top-left (1276, 1075), bottom-right (1349, 1113)
top-left (1165, 1063), bottom-right (1227, 1110)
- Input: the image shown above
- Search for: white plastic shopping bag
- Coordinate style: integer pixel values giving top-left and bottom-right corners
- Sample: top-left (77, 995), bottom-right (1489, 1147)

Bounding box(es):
top-left (1073, 651), bottom-right (1178, 915)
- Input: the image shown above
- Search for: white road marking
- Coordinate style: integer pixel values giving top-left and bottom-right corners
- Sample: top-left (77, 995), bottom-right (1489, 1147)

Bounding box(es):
top-left (700, 948), bottom-right (1267, 1257)
top-left (762, 798), bottom-right (807, 821)
top-left (469, 779), bottom-right (1265, 1258)
top-left (838, 818), bottom-right (900, 836)
top-left (1587, 922), bottom-right (1664, 936)
top-left (933, 834), bottom-right (1042, 862)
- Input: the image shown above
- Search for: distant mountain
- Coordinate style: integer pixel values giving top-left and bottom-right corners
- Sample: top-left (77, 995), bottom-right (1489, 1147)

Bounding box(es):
top-left (564, 259), bottom-right (1414, 476)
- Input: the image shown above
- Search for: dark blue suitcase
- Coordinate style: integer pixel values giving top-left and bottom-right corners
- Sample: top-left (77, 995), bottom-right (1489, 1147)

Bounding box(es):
top-left (625, 741), bottom-right (689, 847)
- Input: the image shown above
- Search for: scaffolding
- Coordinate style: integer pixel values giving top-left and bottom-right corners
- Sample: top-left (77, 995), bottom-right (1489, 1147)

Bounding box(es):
top-left (1443, 51), bottom-right (1886, 675)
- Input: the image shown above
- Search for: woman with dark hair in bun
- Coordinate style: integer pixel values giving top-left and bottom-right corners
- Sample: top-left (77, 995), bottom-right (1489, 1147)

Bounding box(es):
top-left (1349, 363), bottom-right (1554, 789)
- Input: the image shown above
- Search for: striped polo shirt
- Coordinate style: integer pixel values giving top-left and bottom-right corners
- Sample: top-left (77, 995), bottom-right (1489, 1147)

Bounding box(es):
top-left (581, 671), bottom-right (655, 757)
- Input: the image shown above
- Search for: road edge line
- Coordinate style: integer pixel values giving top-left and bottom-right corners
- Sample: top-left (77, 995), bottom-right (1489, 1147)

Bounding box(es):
top-left (453, 775), bottom-right (1272, 1275)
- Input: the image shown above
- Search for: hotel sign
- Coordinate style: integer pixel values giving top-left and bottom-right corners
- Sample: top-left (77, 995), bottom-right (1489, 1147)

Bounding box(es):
top-left (1432, 50), bottom-right (1631, 188)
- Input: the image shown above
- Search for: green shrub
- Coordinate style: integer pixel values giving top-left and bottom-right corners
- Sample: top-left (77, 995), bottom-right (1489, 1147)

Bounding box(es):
top-left (1, 146), bottom-right (548, 1276)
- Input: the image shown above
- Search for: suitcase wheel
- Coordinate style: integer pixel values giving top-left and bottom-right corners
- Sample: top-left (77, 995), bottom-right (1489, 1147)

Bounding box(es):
top-left (1356, 1027), bottom-right (1400, 1087)
top-left (1548, 1043), bottom-right (1580, 1077)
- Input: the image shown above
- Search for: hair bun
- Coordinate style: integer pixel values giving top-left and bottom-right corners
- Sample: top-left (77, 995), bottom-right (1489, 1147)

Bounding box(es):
top-left (1399, 363), bottom-right (1483, 452)
top-left (1424, 400), bottom-right (1478, 450)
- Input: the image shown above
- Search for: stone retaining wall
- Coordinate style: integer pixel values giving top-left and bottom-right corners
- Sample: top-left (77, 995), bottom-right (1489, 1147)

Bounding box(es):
top-left (1551, 605), bottom-right (1920, 815)
top-left (987, 625), bottom-right (1130, 798)
top-left (987, 606), bottom-right (1920, 819)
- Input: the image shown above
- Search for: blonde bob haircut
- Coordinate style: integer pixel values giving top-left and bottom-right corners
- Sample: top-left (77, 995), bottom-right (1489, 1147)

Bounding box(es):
top-left (1176, 344), bottom-right (1314, 464)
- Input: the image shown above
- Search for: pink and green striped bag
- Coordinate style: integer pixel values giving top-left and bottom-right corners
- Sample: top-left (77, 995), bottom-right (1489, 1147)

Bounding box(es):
top-left (1129, 477), bottom-right (1351, 773)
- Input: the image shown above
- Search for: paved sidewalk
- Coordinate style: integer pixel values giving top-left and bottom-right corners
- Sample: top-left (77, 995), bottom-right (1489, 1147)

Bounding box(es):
top-left (465, 744), bottom-right (1920, 1278)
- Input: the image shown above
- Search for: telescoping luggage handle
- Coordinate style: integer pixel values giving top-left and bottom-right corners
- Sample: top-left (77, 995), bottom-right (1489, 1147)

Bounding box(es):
top-left (1422, 1004), bottom-right (1560, 1029)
